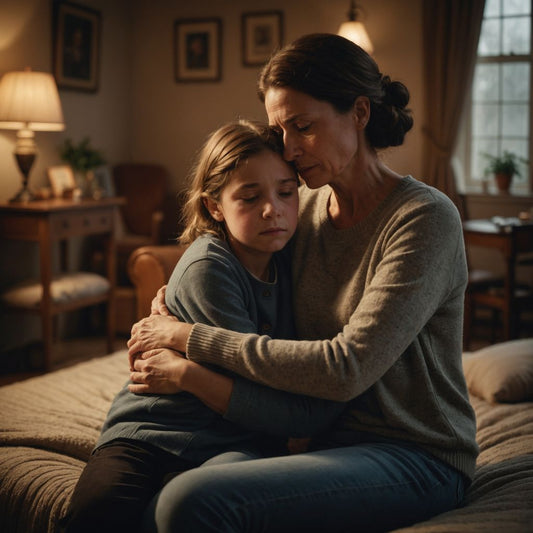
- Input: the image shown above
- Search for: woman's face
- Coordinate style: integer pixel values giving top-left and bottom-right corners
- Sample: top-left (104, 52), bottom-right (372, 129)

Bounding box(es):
top-left (265, 87), bottom-right (360, 189)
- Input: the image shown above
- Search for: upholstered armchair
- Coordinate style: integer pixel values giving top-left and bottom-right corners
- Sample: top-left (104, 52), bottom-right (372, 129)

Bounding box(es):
top-left (127, 245), bottom-right (188, 321)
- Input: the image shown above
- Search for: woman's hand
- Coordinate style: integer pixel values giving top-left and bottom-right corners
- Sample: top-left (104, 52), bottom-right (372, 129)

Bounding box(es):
top-left (129, 348), bottom-right (186, 394)
top-left (129, 347), bottom-right (234, 414)
top-left (127, 314), bottom-right (193, 358)
top-left (151, 285), bottom-right (169, 316)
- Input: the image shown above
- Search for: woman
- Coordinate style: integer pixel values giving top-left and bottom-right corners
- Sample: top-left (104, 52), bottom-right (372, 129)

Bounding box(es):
top-left (129, 34), bottom-right (478, 532)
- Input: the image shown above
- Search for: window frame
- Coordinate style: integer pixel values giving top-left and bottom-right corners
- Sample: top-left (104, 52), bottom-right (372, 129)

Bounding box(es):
top-left (461, 0), bottom-right (533, 195)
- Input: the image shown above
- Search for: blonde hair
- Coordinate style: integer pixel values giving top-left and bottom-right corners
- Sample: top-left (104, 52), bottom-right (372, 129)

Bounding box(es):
top-left (179, 119), bottom-right (286, 244)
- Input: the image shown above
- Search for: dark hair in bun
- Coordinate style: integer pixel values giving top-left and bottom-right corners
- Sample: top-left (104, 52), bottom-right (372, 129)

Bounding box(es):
top-left (258, 33), bottom-right (413, 149)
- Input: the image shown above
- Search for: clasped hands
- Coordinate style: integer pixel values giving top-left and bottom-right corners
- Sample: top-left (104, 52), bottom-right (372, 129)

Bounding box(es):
top-left (127, 286), bottom-right (192, 394)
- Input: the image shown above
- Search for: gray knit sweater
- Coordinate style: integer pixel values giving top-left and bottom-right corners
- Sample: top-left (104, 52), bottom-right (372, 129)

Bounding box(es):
top-left (188, 176), bottom-right (479, 480)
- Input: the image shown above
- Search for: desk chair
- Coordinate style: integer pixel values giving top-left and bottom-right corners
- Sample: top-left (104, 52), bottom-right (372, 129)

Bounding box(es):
top-left (463, 219), bottom-right (533, 349)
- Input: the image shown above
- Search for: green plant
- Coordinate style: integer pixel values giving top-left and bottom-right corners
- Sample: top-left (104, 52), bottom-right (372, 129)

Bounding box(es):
top-left (482, 150), bottom-right (527, 178)
top-left (60, 137), bottom-right (106, 172)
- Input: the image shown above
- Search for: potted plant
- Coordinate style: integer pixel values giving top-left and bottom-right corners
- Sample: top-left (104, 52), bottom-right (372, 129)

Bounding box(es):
top-left (482, 150), bottom-right (527, 194)
top-left (60, 137), bottom-right (106, 198)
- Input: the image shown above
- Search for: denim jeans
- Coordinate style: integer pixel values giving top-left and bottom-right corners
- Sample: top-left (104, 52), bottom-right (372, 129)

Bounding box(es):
top-left (143, 441), bottom-right (466, 533)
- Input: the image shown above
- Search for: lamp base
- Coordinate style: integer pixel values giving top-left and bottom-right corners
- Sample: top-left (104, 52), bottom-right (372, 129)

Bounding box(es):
top-left (9, 185), bottom-right (36, 203)
top-left (10, 149), bottom-right (37, 203)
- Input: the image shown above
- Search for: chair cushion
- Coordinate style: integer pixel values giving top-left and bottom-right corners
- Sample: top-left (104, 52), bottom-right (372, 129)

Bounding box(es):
top-left (463, 338), bottom-right (533, 403)
top-left (1, 272), bottom-right (110, 308)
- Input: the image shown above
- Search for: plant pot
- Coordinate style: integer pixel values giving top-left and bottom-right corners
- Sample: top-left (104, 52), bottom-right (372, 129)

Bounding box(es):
top-left (494, 172), bottom-right (512, 194)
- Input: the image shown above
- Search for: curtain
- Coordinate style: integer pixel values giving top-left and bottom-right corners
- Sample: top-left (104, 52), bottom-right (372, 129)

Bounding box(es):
top-left (421, 0), bottom-right (485, 216)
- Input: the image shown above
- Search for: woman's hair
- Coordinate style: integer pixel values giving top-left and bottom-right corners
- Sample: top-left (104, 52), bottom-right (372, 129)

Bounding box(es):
top-left (178, 119), bottom-right (286, 244)
top-left (258, 33), bottom-right (413, 149)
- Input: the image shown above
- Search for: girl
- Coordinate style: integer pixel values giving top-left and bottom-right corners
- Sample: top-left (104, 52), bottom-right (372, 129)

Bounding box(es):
top-left (62, 119), bottom-right (344, 533)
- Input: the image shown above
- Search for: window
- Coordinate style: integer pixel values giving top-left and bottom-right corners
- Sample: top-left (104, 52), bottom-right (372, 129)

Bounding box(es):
top-left (463, 0), bottom-right (532, 193)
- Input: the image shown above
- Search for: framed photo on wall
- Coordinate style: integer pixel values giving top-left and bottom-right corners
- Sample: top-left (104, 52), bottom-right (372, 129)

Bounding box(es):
top-left (174, 18), bottom-right (222, 82)
top-left (47, 165), bottom-right (76, 198)
top-left (241, 11), bottom-right (283, 67)
top-left (52, 1), bottom-right (101, 92)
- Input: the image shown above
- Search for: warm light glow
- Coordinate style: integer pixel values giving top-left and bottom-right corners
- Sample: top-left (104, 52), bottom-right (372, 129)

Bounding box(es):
top-left (0, 69), bottom-right (64, 131)
top-left (338, 20), bottom-right (374, 54)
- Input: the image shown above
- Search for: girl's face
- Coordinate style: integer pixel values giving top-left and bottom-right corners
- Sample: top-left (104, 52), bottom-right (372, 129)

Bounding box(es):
top-left (205, 150), bottom-right (299, 272)
top-left (264, 87), bottom-right (361, 189)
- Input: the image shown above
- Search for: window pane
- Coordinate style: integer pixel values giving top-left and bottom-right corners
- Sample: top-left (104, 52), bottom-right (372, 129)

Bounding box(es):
top-left (485, 0), bottom-right (501, 17)
top-left (471, 139), bottom-right (498, 179)
top-left (473, 103), bottom-right (500, 136)
top-left (502, 103), bottom-right (530, 135)
top-left (503, 16), bottom-right (531, 54)
top-left (503, 0), bottom-right (531, 16)
top-left (503, 62), bottom-right (530, 101)
top-left (474, 64), bottom-right (500, 101)
top-left (478, 19), bottom-right (501, 55)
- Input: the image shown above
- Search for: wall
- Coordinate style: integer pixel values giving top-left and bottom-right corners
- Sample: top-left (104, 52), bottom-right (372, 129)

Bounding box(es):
top-left (129, 0), bottom-right (424, 197)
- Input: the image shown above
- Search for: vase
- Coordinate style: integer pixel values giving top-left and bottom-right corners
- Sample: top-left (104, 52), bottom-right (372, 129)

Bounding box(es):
top-left (494, 172), bottom-right (512, 194)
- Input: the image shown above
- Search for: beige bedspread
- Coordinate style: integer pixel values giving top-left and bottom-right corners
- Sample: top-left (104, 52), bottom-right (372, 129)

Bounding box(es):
top-left (1, 350), bottom-right (532, 532)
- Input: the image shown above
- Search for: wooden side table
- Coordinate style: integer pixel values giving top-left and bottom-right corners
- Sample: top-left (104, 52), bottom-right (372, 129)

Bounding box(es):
top-left (0, 197), bottom-right (125, 371)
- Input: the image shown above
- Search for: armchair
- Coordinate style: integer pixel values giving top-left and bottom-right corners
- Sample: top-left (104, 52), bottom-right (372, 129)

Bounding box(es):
top-left (127, 245), bottom-right (188, 320)
top-left (113, 164), bottom-right (168, 285)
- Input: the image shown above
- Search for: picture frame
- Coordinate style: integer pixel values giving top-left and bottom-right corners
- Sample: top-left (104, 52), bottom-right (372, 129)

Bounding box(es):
top-left (47, 165), bottom-right (76, 198)
top-left (241, 11), bottom-right (283, 67)
top-left (52, 1), bottom-right (101, 92)
top-left (174, 18), bottom-right (222, 82)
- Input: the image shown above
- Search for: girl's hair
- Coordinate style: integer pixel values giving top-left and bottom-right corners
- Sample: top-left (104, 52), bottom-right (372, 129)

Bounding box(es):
top-left (258, 33), bottom-right (413, 149)
top-left (179, 119), bottom-right (286, 244)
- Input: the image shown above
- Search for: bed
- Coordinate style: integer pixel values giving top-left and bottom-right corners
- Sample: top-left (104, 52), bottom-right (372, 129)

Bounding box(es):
top-left (1, 339), bottom-right (532, 532)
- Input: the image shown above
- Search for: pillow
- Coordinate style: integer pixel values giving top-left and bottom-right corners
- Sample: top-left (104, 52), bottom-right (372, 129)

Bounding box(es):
top-left (1, 272), bottom-right (110, 308)
top-left (462, 338), bottom-right (533, 403)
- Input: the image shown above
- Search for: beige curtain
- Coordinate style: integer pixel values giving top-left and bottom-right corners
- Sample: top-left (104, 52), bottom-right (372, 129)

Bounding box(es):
top-left (422, 0), bottom-right (485, 215)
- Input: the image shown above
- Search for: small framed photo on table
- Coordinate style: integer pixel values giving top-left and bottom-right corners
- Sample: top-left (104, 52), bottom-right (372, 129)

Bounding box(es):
top-left (48, 165), bottom-right (76, 198)
top-left (174, 18), bottom-right (222, 82)
top-left (52, 1), bottom-right (101, 92)
top-left (241, 11), bottom-right (283, 67)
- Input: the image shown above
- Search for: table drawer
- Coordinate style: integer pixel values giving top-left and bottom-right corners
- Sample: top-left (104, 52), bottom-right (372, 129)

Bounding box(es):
top-left (51, 209), bottom-right (114, 237)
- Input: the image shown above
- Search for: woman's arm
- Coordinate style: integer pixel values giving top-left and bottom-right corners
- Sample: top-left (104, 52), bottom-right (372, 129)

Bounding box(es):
top-left (129, 244), bottom-right (345, 436)
top-left (140, 195), bottom-right (467, 402)
top-left (130, 347), bottom-right (345, 437)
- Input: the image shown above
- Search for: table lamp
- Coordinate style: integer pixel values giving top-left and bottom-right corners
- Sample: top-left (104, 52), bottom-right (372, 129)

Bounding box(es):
top-left (0, 68), bottom-right (65, 202)
top-left (338, 0), bottom-right (374, 55)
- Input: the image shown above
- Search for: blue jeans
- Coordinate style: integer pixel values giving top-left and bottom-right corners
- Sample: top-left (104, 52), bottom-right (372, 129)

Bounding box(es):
top-left (143, 441), bottom-right (466, 532)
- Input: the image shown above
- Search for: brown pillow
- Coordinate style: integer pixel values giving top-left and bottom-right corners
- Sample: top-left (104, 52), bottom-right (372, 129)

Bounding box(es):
top-left (463, 339), bottom-right (533, 403)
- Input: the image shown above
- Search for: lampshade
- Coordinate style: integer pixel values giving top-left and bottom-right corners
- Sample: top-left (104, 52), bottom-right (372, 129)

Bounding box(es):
top-left (0, 69), bottom-right (64, 131)
top-left (338, 1), bottom-right (374, 55)
top-left (0, 69), bottom-right (64, 202)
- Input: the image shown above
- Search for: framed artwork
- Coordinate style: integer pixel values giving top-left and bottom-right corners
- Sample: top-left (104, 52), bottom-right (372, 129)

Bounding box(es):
top-left (52, 1), bottom-right (101, 92)
top-left (174, 18), bottom-right (222, 82)
top-left (47, 165), bottom-right (76, 198)
top-left (241, 11), bottom-right (283, 67)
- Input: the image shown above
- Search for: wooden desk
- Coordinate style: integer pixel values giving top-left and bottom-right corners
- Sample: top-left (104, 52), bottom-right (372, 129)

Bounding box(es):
top-left (463, 218), bottom-right (533, 341)
top-left (0, 197), bottom-right (125, 370)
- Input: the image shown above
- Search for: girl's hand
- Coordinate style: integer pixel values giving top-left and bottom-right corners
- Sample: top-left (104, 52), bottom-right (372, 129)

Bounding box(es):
top-left (128, 348), bottom-right (186, 394)
top-left (151, 285), bottom-right (169, 316)
top-left (128, 314), bottom-right (192, 356)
